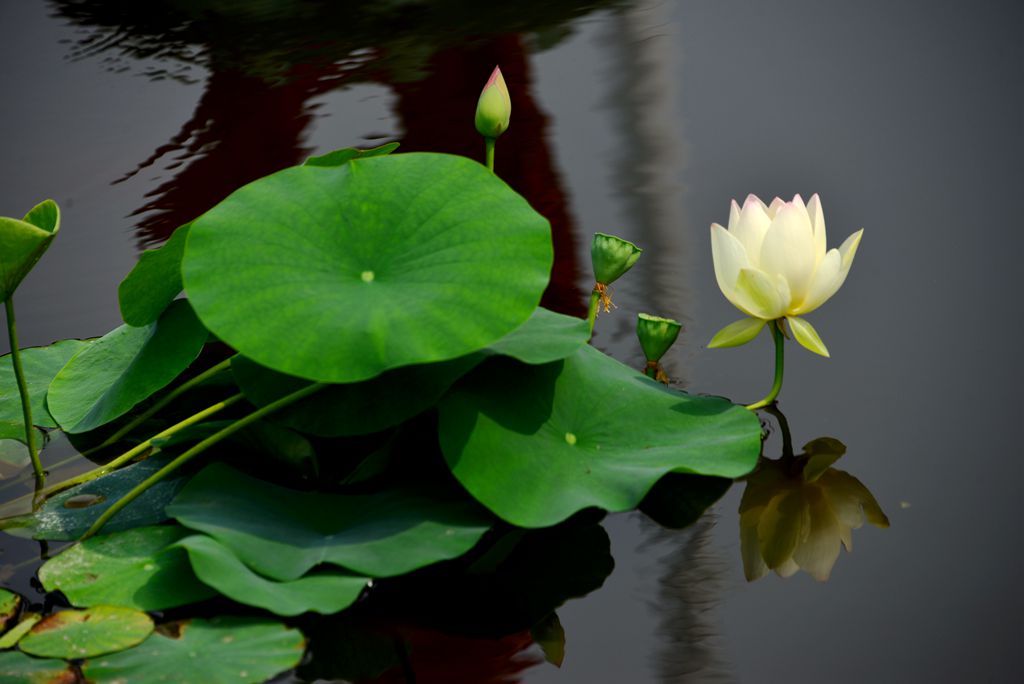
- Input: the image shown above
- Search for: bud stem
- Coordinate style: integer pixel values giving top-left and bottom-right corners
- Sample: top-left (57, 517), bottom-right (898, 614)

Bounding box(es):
top-left (4, 297), bottom-right (45, 493)
top-left (746, 318), bottom-right (785, 410)
top-left (484, 137), bottom-right (496, 173)
top-left (586, 286), bottom-right (601, 335)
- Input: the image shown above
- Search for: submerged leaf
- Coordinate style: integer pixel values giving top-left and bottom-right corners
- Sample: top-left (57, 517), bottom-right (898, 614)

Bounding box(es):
top-left (439, 344), bottom-right (761, 527)
top-left (38, 525), bottom-right (216, 611)
top-left (80, 616), bottom-right (305, 684)
top-left (182, 153), bottom-right (552, 383)
top-left (48, 299), bottom-right (209, 433)
top-left (167, 462), bottom-right (492, 581)
top-left (15, 456), bottom-right (189, 541)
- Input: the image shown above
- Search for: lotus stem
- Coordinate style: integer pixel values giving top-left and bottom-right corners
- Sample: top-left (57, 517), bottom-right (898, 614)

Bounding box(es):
top-left (94, 356), bottom-right (235, 449)
top-left (746, 319), bottom-right (785, 411)
top-left (81, 382), bottom-right (326, 539)
top-left (40, 392), bottom-right (246, 500)
top-left (484, 137), bottom-right (496, 173)
top-left (586, 286), bottom-right (601, 336)
top-left (4, 298), bottom-right (44, 491)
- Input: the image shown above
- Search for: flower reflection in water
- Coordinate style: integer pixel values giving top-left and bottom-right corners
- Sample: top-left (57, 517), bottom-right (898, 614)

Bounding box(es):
top-left (739, 412), bottom-right (889, 582)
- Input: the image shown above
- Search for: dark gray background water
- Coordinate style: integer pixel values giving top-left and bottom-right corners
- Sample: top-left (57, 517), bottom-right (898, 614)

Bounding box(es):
top-left (1, 1), bottom-right (1021, 681)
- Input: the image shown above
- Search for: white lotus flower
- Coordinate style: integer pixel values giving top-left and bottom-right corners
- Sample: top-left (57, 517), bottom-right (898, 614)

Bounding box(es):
top-left (708, 193), bottom-right (862, 357)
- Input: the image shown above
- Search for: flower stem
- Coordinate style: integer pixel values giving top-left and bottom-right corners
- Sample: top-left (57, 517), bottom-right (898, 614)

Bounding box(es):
top-left (92, 356), bottom-right (235, 450)
top-left (4, 298), bottom-right (44, 491)
top-left (80, 382), bottom-right (326, 540)
top-left (746, 319), bottom-right (785, 411)
top-left (40, 392), bottom-right (246, 500)
top-left (586, 286), bottom-right (601, 336)
top-left (484, 137), bottom-right (496, 173)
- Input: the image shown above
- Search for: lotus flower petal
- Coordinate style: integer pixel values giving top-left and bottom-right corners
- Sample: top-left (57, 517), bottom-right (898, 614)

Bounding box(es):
top-left (759, 202), bottom-right (816, 305)
top-left (734, 268), bottom-right (787, 320)
top-left (710, 224), bottom-right (751, 310)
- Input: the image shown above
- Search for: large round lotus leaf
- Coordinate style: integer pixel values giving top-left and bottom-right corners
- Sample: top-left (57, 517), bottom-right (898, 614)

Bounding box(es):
top-left (485, 307), bottom-right (590, 365)
top-left (438, 344), bottom-right (762, 527)
top-left (18, 606), bottom-right (153, 659)
top-left (38, 525), bottom-right (215, 611)
top-left (0, 651), bottom-right (75, 683)
top-left (182, 153), bottom-right (553, 383)
top-left (167, 462), bottom-right (492, 581)
top-left (81, 617), bottom-right (304, 684)
top-left (175, 535), bottom-right (368, 617)
top-left (47, 300), bottom-right (209, 433)
top-left (0, 339), bottom-right (90, 429)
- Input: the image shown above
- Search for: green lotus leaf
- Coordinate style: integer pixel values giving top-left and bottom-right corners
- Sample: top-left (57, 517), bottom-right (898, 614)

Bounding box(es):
top-left (0, 651), bottom-right (75, 682)
top-left (485, 307), bottom-right (590, 365)
top-left (0, 589), bottom-right (19, 631)
top-left (167, 462), bottom-right (492, 581)
top-left (182, 153), bottom-right (552, 383)
top-left (38, 525), bottom-right (216, 611)
top-left (303, 141), bottom-right (399, 167)
top-left (18, 606), bottom-right (153, 659)
top-left (438, 344), bottom-right (761, 527)
top-left (47, 299), bottom-right (209, 433)
top-left (0, 423), bottom-right (44, 475)
top-left (174, 535), bottom-right (368, 617)
top-left (0, 339), bottom-right (91, 429)
top-left (0, 615), bottom-right (41, 650)
top-left (0, 199), bottom-right (60, 301)
top-left (11, 456), bottom-right (189, 541)
top-left (118, 222), bottom-right (191, 327)
top-left (232, 353), bottom-right (483, 438)
top-left (81, 617), bottom-right (304, 684)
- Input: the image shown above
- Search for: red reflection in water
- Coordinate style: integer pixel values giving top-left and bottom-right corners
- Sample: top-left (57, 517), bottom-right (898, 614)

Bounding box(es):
top-left (120, 36), bottom-right (583, 314)
top-left (362, 626), bottom-right (542, 684)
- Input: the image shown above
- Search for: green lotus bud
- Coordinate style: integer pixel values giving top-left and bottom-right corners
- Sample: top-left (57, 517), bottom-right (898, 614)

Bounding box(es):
top-left (0, 199), bottom-right (61, 301)
top-left (637, 313), bottom-right (682, 362)
top-left (475, 66), bottom-right (511, 139)
top-left (591, 232), bottom-right (641, 286)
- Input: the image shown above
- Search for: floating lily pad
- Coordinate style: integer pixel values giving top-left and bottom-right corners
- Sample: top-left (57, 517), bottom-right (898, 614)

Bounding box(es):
top-left (438, 345), bottom-right (761, 527)
top-left (175, 535), bottom-right (368, 616)
top-left (167, 462), bottom-right (492, 581)
top-left (81, 617), bottom-right (304, 684)
top-left (17, 456), bottom-right (188, 541)
top-left (48, 300), bottom-right (209, 433)
top-left (485, 307), bottom-right (590, 365)
top-left (0, 650), bottom-right (75, 683)
top-left (0, 589), bottom-right (20, 631)
top-left (232, 353), bottom-right (483, 438)
top-left (38, 525), bottom-right (215, 611)
top-left (18, 606), bottom-right (153, 659)
top-left (0, 339), bottom-right (91, 429)
top-left (0, 199), bottom-right (60, 301)
top-left (118, 222), bottom-right (191, 327)
top-left (304, 142), bottom-right (399, 167)
top-left (182, 153), bottom-right (552, 383)
top-left (0, 615), bottom-right (41, 651)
